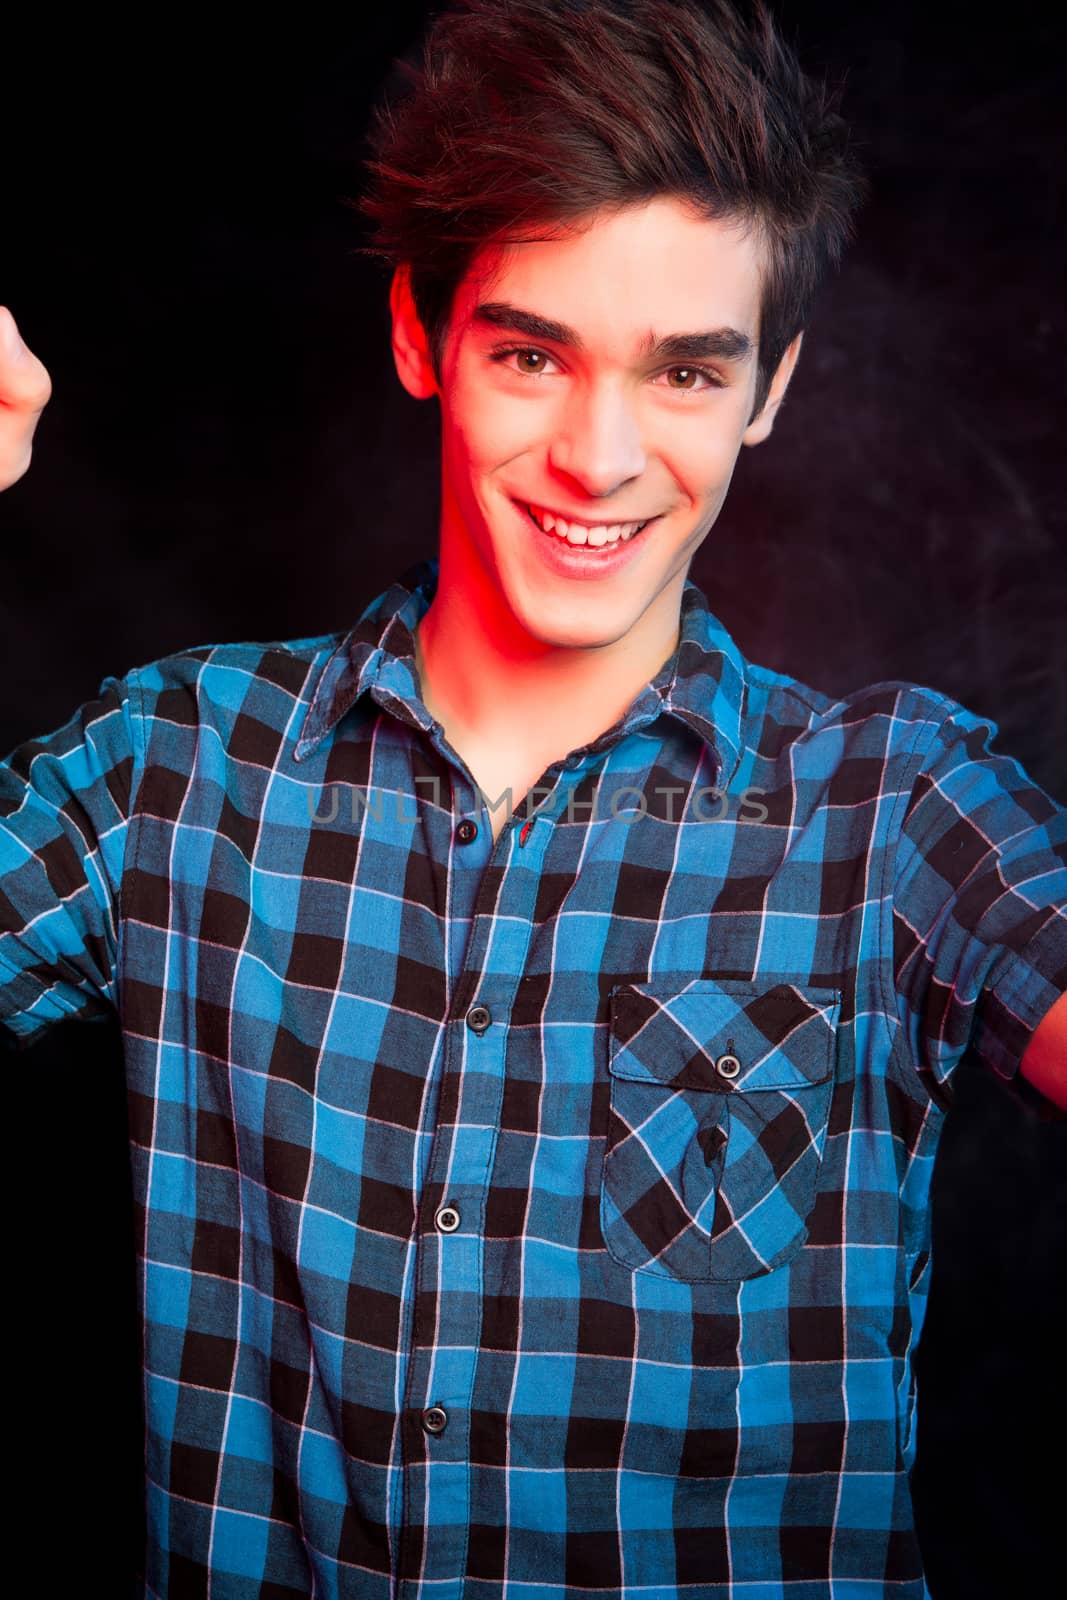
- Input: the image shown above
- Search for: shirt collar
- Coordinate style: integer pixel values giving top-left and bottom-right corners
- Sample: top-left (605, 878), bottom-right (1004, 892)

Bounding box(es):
top-left (294, 556), bottom-right (747, 789)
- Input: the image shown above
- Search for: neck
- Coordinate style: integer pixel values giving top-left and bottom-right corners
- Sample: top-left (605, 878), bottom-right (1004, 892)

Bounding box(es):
top-left (413, 549), bottom-right (684, 761)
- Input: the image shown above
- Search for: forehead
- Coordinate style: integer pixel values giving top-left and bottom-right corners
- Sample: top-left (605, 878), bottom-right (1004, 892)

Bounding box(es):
top-left (454, 196), bottom-right (767, 350)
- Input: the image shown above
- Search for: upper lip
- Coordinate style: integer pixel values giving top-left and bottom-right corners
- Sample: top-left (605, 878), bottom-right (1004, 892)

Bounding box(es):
top-left (520, 499), bottom-right (655, 527)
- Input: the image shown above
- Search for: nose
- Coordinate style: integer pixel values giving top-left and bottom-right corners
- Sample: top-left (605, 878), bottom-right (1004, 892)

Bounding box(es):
top-left (546, 381), bottom-right (648, 500)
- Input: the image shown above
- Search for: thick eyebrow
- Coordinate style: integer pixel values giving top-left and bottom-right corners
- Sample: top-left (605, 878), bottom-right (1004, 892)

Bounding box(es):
top-left (472, 301), bottom-right (754, 365)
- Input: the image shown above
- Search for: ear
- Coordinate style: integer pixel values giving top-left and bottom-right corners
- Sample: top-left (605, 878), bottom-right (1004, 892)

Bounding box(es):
top-left (741, 330), bottom-right (804, 447)
top-left (389, 264), bottom-right (439, 400)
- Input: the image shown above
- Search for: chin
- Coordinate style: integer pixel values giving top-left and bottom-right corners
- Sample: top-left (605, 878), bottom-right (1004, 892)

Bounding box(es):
top-left (513, 602), bottom-right (640, 653)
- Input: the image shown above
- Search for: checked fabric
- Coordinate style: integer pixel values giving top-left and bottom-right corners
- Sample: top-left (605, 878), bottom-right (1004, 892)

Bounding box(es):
top-left (1, 556), bottom-right (1065, 1598)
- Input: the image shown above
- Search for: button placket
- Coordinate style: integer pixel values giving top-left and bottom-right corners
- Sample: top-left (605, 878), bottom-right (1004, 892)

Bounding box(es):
top-left (401, 799), bottom-right (534, 1572)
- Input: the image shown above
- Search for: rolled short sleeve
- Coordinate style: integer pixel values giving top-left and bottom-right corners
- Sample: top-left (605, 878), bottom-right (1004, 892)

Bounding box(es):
top-left (0, 674), bottom-right (142, 1048)
top-left (891, 694), bottom-right (1067, 1098)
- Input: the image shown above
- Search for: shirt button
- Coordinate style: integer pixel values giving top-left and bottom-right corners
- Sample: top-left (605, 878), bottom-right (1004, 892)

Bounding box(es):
top-left (435, 1205), bottom-right (461, 1232)
top-left (456, 819), bottom-right (478, 844)
top-left (716, 1053), bottom-right (742, 1080)
top-left (466, 1004), bottom-right (492, 1034)
top-left (422, 1406), bottom-right (448, 1435)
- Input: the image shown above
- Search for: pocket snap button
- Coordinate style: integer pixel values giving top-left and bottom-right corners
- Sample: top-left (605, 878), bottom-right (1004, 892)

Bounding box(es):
top-left (716, 1052), bottom-right (742, 1080)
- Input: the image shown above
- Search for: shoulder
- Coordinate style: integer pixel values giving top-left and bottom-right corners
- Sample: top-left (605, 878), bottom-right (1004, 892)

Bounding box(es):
top-left (742, 656), bottom-right (967, 766)
top-left (734, 659), bottom-right (1059, 836)
top-left (120, 630), bottom-right (346, 728)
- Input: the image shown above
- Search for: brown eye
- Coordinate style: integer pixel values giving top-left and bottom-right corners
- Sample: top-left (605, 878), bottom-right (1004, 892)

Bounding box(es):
top-left (492, 348), bottom-right (552, 375)
top-left (660, 364), bottom-right (723, 394)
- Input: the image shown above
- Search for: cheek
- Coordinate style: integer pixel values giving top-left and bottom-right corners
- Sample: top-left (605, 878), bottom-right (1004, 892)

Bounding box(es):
top-left (671, 430), bottom-right (745, 498)
top-left (443, 391), bottom-right (531, 482)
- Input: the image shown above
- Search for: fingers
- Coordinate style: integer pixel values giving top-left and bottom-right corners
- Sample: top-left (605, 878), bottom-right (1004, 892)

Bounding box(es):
top-left (0, 307), bottom-right (53, 492)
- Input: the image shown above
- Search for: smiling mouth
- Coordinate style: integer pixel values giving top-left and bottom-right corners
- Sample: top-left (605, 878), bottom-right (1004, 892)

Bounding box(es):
top-left (518, 501), bottom-right (656, 548)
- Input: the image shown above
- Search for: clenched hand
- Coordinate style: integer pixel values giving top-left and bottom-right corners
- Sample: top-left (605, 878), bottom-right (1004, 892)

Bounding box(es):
top-left (0, 307), bottom-right (52, 491)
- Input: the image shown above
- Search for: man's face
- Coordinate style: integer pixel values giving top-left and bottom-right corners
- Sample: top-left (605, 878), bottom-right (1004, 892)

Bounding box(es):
top-left (391, 195), bottom-right (800, 661)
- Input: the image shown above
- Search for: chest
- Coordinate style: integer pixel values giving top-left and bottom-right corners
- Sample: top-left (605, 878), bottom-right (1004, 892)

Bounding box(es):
top-left (451, 738), bottom-right (567, 845)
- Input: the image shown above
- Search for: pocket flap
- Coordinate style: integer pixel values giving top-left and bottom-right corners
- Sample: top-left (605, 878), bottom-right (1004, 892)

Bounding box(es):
top-left (608, 979), bottom-right (840, 1092)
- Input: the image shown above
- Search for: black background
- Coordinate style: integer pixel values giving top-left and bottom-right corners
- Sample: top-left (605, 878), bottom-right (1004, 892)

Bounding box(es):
top-left (2, 3), bottom-right (1065, 1594)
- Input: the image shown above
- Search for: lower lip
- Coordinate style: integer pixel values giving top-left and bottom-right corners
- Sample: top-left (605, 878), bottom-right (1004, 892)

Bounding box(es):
top-left (514, 501), bottom-right (659, 577)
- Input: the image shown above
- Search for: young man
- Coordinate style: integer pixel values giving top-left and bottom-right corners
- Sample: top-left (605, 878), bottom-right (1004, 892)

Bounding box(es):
top-left (1, 2), bottom-right (1064, 1595)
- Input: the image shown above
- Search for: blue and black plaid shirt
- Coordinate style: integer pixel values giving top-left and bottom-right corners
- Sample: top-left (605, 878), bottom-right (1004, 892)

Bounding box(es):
top-left (2, 556), bottom-right (1065, 1598)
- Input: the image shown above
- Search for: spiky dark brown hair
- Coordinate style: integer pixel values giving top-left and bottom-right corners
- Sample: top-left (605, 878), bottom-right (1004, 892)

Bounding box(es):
top-left (353, 0), bottom-right (866, 420)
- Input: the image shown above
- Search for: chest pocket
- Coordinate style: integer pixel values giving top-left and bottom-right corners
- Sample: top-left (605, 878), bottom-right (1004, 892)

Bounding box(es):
top-left (601, 978), bottom-right (840, 1281)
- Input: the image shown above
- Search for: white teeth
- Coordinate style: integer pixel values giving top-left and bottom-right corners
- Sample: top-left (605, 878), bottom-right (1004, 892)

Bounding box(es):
top-left (527, 503), bottom-right (647, 546)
